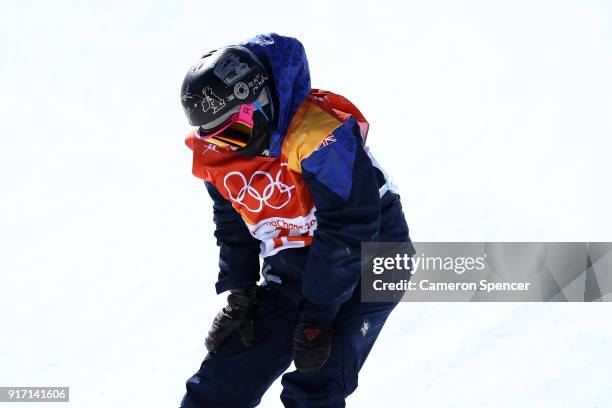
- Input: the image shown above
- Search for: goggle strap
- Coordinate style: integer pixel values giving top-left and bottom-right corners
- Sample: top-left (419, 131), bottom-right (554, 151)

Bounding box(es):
top-left (207, 135), bottom-right (244, 149)
top-left (213, 135), bottom-right (247, 147)
top-left (236, 104), bottom-right (255, 127)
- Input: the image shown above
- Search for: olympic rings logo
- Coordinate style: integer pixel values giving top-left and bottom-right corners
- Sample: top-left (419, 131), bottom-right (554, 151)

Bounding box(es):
top-left (223, 169), bottom-right (295, 213)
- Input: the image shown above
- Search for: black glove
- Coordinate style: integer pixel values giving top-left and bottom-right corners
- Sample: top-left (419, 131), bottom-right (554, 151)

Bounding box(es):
top-left (205, 286), bottom-right (258, 353)
top-left (293, 322), bottom-right (333, 373)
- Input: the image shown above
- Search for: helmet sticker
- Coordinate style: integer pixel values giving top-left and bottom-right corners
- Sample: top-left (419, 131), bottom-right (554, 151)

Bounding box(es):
top-left (214, 53), bottom-right (250, 84)
top-left (190, 60), bottom-right (210, 73)
top-left (234, 82), bottom-right (250, 100)
top-left (249, 73), bottom-right (268, 94)
top-left (180, 85), bottom-right (226, 115)
top-left (201, 86), bottom-right (226, 114)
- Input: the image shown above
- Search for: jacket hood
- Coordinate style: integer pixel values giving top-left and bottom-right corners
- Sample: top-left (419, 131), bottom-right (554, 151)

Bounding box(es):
top-left (240, 33), bottom-right (311, 157)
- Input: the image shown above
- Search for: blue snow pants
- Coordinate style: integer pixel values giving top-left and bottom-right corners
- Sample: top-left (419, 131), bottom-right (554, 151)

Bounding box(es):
top-left (180, 284), bottom-right (399, 408)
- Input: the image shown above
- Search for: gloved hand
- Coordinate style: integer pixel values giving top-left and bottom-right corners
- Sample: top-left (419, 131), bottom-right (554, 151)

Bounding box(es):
top-left (205, 286), bottom-right (258, 353)
top-left (293, 321), bottom-right (333, 373)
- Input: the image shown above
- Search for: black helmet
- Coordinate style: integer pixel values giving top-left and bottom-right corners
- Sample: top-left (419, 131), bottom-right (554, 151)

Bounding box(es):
top-left (180, 45), bottom-right (271, 128)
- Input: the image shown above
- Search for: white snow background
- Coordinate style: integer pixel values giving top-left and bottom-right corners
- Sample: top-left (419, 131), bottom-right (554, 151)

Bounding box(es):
top-left (1, 0), bottom-right (611, 407)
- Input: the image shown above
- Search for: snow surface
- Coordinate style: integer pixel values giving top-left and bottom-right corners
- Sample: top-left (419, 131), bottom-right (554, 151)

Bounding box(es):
top-left (1, 1), bottom-right (611, 407)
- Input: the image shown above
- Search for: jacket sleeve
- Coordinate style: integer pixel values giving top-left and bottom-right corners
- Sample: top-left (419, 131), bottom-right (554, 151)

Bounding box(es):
top-left (204, 182), bottom-right (261, 294)
top-left (299, 118), bottom-right (381, 324)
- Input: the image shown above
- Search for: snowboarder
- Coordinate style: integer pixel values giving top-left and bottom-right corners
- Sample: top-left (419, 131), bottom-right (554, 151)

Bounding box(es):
top-left (179, 33), bottom-right (414, 407)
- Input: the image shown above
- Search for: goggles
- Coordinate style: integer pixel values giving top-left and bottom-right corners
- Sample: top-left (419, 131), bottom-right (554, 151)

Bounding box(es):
top-left (195, 89), bottom-right (273, 150)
